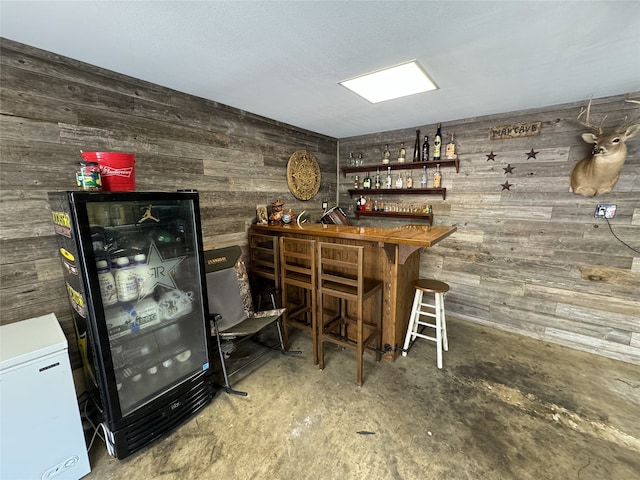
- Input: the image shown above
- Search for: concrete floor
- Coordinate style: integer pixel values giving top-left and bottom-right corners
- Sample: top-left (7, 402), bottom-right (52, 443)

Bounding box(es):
top-left (85, 317), bottom-right (639, 480)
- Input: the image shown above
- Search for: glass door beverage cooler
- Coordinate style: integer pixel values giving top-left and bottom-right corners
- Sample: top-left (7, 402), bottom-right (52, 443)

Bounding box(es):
top-left (48, 191), bottom-right (219, 459)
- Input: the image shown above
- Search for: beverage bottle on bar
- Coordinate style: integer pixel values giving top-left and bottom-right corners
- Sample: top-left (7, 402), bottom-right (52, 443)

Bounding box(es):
top-left (382, 144), bottom-right (390, 164)
top-left (433, 123), bottom-right (442, 161)
top-left (433, 164), bottom-right (442, 188)
top-left (357, 153), bottom-right (364, 166)
top-left (445, 132), bottom-right (457, 159)
top-left (385, 167), bottom-right (392, 189)
top-left (422, 136), bottom-right (429, 162)
top-left (421, 165), bottom-right (428, 188)
top-left (413, 130), bottom-right (421, 162)
top-left (363, 171), bottom-right (372, 189)
top-left (406, 170), bottom-right (413, 189)
top-left (398, 142), bottom-right (406, 163)
top-left (374, 168), bottom-right (381, 189)
top-left (348, 151), bottom-right (355, 166)
top-left (354, 174), bottom-right (360, 189)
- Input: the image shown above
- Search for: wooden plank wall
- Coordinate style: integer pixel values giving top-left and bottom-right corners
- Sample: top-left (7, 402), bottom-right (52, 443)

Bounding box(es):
top-left (339, 94), bottom-right (640, 365)
top-left (0, 39), bottom-right (337, 368)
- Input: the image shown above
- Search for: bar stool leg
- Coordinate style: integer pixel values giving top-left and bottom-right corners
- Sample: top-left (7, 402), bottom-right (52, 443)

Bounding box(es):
top-left (402, 288), bottom-right (423, 357)
top-left (435, 292), bottom-right (443, 369)
top-left (440, 292), bottom-right (448, 352)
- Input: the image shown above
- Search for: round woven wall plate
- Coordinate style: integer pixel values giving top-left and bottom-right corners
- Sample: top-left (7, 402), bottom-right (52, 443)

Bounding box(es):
top-left (286, 150), bottom-right (321, 201)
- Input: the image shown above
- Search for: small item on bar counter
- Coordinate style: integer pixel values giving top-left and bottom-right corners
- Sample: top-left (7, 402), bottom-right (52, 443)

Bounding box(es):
top-left (269, 198), bottom-right (285, 224)
top-left (282, 208), bottom-right (294, 224)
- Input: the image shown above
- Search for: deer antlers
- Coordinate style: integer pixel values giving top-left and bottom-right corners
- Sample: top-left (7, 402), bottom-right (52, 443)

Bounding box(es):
top-left (578, 98), bottom-right (640, 134)
top-left (577, 99), bottom-right (606, 134)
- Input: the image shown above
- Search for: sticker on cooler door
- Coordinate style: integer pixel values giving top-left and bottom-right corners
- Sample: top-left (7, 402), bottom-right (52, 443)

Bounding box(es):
top-left (145, 242), bottom-right (185, 292)
top-left (100, 165), bottom-right (133, 177)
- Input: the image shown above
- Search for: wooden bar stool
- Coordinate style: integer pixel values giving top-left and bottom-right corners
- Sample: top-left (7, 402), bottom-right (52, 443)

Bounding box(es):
top-left (248, 232), bottom-right (280, 310)
top-left (317, 242), bottom-right (383, 386)
top-left (280, 237), bottom-right (318, 364)
top-left (402, 279), bottom-right (449, 369)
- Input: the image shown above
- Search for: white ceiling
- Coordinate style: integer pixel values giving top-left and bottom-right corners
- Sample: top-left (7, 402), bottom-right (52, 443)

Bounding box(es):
top-left (1, 1), bottom-right (639, 139)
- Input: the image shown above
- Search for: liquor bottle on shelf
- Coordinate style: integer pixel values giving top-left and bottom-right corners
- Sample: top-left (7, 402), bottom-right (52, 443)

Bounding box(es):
top-left (422, 136), bottom-right (429, 162)
top-left (348, 152), bottom-right (355, 166)
top-left (382, 144), bottom-right (390, 164)
top-left (357, 153), bottom-right (364, 166)
top-left (398, 142), bottom-right (406, 163)
top-left (363, 171), bottom-right (372, 189)
top-left (374, 168), bottom-right (381, 189)
top-left (421, 165), bottom-right (428, 188)
top-left (433, 164), bottom-right (442, 188)
top-left (365, 197), bottom-right (373, 211)
top-left (406, 170), bottom-right (413, 189)
top-left (385, 167), bottom-right (392, 189)
top-left (445, 132), bottom-right (457, 159)
top-left (413, 130), bottom-right (421, 162)
top-left (395, 172), bottom-right (403, 189)
top-left (433, 123), bottom-right (442, 161)
top-left (354, 175), bottom-right (360, 189)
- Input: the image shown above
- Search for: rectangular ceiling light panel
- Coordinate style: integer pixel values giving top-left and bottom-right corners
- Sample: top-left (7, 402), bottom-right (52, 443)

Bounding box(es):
top-left (340, 61), bottom-right (437, 103)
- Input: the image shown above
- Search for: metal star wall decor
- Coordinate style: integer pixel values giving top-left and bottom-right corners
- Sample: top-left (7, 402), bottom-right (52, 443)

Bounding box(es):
top-left (486, 151), bottom-right (497, 161)
top-left (526, 148), bottom-right (539, 160)
top-left (501, 180), bottom-right (513, 191)
top-left (503, 164), bottom-right (515, 174)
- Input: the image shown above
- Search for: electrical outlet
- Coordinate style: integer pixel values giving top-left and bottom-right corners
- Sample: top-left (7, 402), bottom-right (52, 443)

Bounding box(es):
top-left (594, 204), bottom-right (616, 219)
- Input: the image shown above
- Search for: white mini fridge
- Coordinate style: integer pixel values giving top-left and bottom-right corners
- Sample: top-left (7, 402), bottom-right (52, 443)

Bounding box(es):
top-left (0, 313), bottom-right (91, 480)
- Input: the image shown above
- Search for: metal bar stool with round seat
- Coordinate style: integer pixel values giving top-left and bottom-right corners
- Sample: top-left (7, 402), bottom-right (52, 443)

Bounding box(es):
top-left (402, 279), bottom-right (449, 369)
top-left (317, 241), bottom-right (383, 386)
top-left (279, 237), bottom-right (318, 364)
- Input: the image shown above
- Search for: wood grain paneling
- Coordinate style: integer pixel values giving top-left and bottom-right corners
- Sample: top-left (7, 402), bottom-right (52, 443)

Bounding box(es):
top-left (339, 93), bottom-right (640, 365)
top-left (0, 38), bottom-right (337, 368)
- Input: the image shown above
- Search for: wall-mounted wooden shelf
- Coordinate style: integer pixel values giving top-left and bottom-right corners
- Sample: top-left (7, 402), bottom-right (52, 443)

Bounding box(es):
top-left (341, 159), bottom-right (459, 176)
top-left (347, 187), bottom-right (447, 200)
top-left (354, 210), bottom-right (433, 226)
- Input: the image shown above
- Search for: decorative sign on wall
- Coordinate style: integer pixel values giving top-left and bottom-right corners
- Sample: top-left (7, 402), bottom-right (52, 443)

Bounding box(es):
top-left (490, 121), bottom-right (541, 140)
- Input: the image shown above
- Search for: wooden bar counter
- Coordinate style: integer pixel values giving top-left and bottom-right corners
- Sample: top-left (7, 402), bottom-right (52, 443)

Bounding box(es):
top-left (250, 223), bottom-right (456, 360)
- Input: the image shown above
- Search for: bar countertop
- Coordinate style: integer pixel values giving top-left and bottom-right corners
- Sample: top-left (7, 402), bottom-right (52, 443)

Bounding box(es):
top-left (251, 223), bottom-right (457, 248)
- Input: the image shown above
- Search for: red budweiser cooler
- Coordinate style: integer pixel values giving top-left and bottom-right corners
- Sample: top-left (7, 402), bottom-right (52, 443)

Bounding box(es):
top-left (81, 152), bottom-right (135, 191)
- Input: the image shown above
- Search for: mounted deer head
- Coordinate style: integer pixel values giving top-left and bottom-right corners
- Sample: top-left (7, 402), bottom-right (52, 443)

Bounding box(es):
top-left (569, 99), bottom-right (640, 197)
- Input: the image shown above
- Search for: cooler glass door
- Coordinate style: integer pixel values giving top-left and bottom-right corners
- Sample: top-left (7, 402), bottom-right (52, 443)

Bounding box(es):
top-left (86, 199), bottom-right (209, 417)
